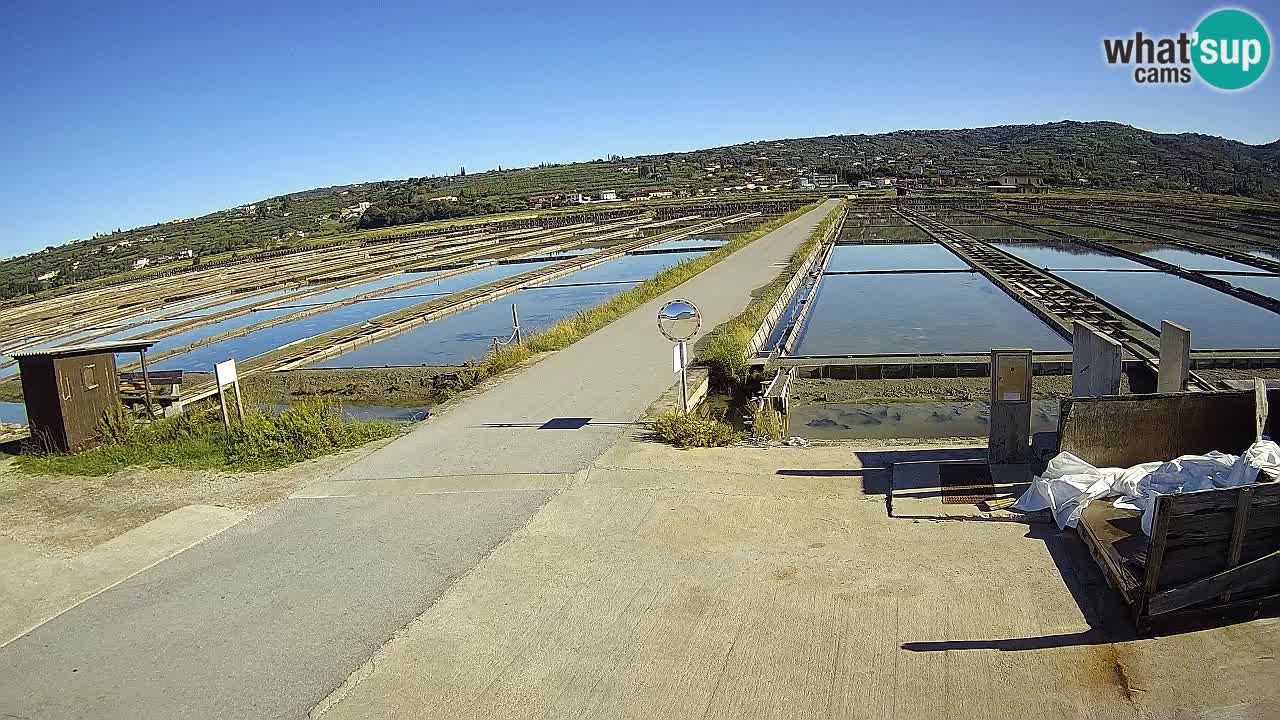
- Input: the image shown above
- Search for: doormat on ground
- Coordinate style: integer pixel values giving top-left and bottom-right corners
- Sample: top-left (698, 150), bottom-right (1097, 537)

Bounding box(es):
top-left (938, 463), bottom-right (997, 505)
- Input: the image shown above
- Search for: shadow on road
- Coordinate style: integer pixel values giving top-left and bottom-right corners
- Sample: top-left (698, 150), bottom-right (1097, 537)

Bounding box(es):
top-left (476, 417), bottom-right (641, 429)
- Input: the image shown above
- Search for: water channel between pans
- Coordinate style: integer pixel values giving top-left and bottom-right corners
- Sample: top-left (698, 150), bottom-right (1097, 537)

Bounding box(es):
top-left (149, 263), bottom-right (552, 371)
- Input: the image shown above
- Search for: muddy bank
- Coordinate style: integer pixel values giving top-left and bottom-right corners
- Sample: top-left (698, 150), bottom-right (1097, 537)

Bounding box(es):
top-left (789, 375), bottom-right (1090, 404)
top-left (786, 369), bottom-right (1278, 441)
top-left (238, 367), bottom-right (464, 408)
top-left (790, 400), bottom-right (1061, 441)
top-left (1197, 367), bottom-right (1280, 384)
top-left (789, 367), bottom-right (1280, 405)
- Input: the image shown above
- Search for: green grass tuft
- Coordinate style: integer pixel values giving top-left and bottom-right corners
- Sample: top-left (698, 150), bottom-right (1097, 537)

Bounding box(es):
top-left (649, 411), bottom-right (742, 448)
top-left (15, 401), bottom-right (399, 476)
top-left (225, 400), bottom-right (399, 471)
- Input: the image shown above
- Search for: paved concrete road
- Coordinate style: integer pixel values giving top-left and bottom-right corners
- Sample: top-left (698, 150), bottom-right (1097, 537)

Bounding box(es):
top-left (0, 492), bottom-right (556, 719)
top-left (0, 200), bottom-right (836, 720)
top-left (315, 440), bottom-right (1280, 720)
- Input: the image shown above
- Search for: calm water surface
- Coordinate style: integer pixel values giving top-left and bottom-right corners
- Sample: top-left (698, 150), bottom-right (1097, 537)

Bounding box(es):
top-left (825, 243), bottom-right (968, 272)
top-left (1056, 270), bottom-right (1280, 349)
top-left (792, 273), bottom-right (1069, 355)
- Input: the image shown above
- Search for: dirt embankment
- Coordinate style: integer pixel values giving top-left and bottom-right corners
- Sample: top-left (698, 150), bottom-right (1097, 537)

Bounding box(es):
top-left (790, 375), bottom-right (1084, 404)
top-left (790, 366), bottom-right (1279, 405)
top-left (0, 442), bottom-right (394, 555)
top-left (1, 366), bottom-right (471, 408)
top-left (0, 378), bottom-right (22, 403)
top-left (239, 367), bottom-right (464, 408)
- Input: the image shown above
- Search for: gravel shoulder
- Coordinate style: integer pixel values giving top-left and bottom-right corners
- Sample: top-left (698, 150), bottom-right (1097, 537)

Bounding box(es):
top-left (0, 437), bottom-right (398, 556)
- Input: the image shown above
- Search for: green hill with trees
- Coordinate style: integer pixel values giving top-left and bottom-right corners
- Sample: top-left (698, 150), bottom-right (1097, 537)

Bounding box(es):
top-left (2, 120), bottom-right (1277, 303)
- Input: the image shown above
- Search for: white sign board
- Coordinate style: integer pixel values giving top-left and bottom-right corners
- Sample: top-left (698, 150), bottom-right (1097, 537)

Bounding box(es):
top-left (672, 342), bottom-right (688, 373)
top-left (214, 359), bottom-right (238, 387)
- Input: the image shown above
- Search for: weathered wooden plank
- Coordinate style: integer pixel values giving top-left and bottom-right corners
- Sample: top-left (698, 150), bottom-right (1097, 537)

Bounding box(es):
top-left (1148, 548), bottom-right (1280, 616)
top-left (1146, 591), bottom-right (1280, 635)
top-left (1075, 504), bottom-right (1143, 605)
top-left (1157, 484), bottom-right (1280, 589)
top-left (1142, 498), bottom-right (1173, 609)
top-left (1059, 391), bottom-right (1258, 469)
top-left (1222, 486), bottom-right (1255, 603)
top-left (1164, 483), bottom-right (1280, 518)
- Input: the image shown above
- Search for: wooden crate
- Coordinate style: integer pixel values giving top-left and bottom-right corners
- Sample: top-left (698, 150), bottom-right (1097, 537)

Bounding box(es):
top-left (1078, 484), bottom-right (1280, 634)
top-left (1067, 384), bottom-right (1277, 634)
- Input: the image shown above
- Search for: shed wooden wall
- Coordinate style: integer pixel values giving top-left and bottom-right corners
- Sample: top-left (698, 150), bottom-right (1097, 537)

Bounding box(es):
top-left (18, 356), bottom-right (65, 451)
top-left (52, 352), bottom-right (121, 452)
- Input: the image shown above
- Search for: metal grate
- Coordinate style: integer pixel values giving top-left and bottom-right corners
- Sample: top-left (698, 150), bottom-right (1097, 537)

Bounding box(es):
top-left (938, 463), bottom-right (997, 505)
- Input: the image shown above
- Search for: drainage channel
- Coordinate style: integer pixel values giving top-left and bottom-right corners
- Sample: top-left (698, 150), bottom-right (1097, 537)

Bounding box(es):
top-left (895, 207), bottom-right (1214, 389)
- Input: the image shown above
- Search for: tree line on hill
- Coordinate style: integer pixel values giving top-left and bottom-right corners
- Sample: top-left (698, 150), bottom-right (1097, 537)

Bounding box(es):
top-left (4, 121), bottom-right (1277, 304)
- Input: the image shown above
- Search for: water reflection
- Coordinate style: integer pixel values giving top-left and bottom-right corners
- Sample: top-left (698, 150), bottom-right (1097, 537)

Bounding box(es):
top-left (0, 400), bottom-right (27, 424)
top-left (154, 263), bottom-right (553, 371)
top-left (311, 251), bottom-right (704, 368)
top-left (1057, 270), bottom-right (1280, 349)
top-left (991, 242), bottom-right (1146, 270)
top-left (826, 243), bottom-right (968, 272)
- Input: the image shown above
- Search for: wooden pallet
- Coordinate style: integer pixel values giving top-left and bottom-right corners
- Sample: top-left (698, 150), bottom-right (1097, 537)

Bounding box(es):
top-left (1078, 484), bottom-right (1280, 635)
top-left (1069, 384), bottom-right (1278, 634)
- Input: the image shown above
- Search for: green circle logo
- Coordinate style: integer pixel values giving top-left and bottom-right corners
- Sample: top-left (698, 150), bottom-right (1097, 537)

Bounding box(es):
top-left (1193, 8), bottom-right (1271, 90)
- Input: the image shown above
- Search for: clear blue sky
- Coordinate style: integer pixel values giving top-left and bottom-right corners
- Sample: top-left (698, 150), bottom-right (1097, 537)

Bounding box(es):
top-left (2, 0), bottom-right (1276, 255)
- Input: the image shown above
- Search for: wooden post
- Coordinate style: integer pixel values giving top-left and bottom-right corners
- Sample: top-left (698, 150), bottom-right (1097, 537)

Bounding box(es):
top-left (233, 380), bottom-right (245, 422)
top-left (138, 350), bottom-right (157, 419)
top-left (1137, 496), bottom-right (1173, 628)
top-left (1221, 487), bottom-right (1254, 603)
top-left (218, 385), bottom-right (231, 431)
top-left (512, 303), bottom-right (522, 344)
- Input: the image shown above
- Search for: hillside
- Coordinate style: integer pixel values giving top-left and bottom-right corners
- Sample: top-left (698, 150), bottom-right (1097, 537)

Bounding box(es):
top-left (658, 121), bottom-right (1280, 198)
top-left (2, 120), bottom-right (1277, 301)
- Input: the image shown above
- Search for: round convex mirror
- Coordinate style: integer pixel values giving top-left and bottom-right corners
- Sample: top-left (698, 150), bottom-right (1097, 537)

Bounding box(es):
top-left (657, 299), bottom-right (701, 342)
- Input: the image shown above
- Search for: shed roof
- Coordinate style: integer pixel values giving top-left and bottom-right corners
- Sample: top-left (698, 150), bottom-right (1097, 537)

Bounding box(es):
top-left (10, 340), bottom-right (158, 359)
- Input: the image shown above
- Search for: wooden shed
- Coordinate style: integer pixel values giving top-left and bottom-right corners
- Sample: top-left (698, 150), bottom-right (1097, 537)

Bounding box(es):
top-left (12, 341), bottom-right (157, 452)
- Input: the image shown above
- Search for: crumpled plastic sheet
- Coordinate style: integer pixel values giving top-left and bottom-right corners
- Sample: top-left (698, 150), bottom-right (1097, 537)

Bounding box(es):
top-left (1012, 439), bottom-right (1280, 533)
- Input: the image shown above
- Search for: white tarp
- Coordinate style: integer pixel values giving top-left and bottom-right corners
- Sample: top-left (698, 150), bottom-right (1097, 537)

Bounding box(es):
top-left (1012, 440), bottom-right (1280, 533)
